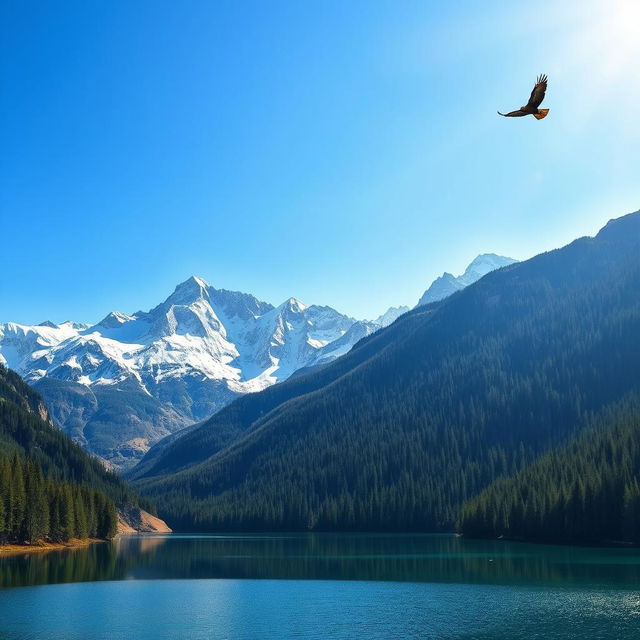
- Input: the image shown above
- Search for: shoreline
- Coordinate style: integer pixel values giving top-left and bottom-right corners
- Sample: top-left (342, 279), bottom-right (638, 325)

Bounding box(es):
top-left (0, 538), bottom-right (105, 557)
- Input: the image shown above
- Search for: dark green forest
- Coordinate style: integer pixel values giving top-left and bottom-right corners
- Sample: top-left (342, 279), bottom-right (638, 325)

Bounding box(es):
top-left (133, 213), bottom-right (640, 540)
top-left (0, 366), bottom-right (140, 505)
top-left (0, 365), bottom-right (134, 543)
top-left (0, 454), bottom-right (117, 543)
top-left (461, 397), bottom-right (640, 544)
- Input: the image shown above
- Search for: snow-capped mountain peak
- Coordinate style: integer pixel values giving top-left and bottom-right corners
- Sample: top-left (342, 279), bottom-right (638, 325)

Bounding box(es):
top-left (164, 275), bottom-right (211, 306)
top-left (457, 254), bottom-right (516, 287)
top-left (417, 254), bottom-right (517, 307)
top-left (280, 297), bottom-right (307, 313)
top-left (93, 311), bottom-right (137, 330)
top-left (0, 278), bottom-right (370, 469)
top-left (1, 256), bottom-right (518, 470)
top-left (373, 306), bottom-right (410, 328)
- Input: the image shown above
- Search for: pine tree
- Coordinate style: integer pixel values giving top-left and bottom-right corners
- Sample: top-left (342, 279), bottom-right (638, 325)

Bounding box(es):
top-left (9, 454), bottom-right (26, 541)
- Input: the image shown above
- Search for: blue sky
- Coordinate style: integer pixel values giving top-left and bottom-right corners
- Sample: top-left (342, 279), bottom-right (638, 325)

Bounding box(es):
top-left (2, 0), bottom-right (639, 324)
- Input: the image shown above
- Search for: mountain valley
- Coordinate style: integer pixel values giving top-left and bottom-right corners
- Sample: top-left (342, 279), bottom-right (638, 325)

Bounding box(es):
top-left (1, 255), bottom-right (514, 468)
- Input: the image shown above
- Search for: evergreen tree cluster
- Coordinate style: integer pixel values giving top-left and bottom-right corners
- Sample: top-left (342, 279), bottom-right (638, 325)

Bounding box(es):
top-left (0, 365), bottom-right (147, 509)
top-left (0, 365), bottom-right (147, 544)
top-left (0, 454), bottom-right (117, 544)
top-left (461, 398), bottom-right (640, 544)
top-left (133, 213), bottom-right (640, 537)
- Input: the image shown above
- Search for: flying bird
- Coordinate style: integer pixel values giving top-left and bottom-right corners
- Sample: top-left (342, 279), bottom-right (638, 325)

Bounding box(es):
top-left (498, 75), bottom-right (549, 120)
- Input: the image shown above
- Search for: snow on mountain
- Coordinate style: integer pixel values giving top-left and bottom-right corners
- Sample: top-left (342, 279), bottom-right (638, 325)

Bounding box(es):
top-left (1, 257), bottom-right (517, 470)
top-left (417, 254), bottom-right (517, 307)
top-left (373, 306), bottom-right (410, 328)
top-left (0, 321), bottom-right (80, 374)
top-left (0, 277), bottom-right (366, 469)
top-left (309, 320), bottom-right (378, 367)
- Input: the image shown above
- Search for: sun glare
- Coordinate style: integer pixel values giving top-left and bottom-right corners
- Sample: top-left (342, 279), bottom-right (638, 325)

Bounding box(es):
top-left (596, 0), bottom-right (640, 78)
top-left (548, 0), bottom-right (640, 127)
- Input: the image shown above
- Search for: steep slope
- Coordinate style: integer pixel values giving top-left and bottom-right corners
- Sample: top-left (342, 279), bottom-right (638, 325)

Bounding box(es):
top-left (0, 365), bottom-right (136, 503)
top-left (0, 366), bottom-right (123, 543)
top-left (417, 254), bottom-right (517, 306)
top-left (1, 254), bottom-right (512, 470)
top-left (461, 397), bottom-right (640, 544)
top-left (0, 366), bottom-right (167, 538)
top-left (0, 279), bottom-right (367, 468)
top-left (133, 211), bottom-right (640, 532)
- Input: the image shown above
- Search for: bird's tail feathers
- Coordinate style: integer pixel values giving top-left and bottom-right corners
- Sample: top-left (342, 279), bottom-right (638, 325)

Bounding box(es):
top-left (534, 109), bottom-right (549, 120)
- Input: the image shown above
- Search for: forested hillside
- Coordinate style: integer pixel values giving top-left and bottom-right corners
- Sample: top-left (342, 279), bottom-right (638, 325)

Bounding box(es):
top-left (133, 212), bottom-right (640, 534)
top-left (0, 455), bottom-right (117, 543)
top-left (461, 397), bottom-right (640, 544)
top-left (0, 366), bottom-right (140, 543)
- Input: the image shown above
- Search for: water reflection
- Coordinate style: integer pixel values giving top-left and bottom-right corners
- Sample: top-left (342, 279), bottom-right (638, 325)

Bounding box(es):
top-left (2, 533), bottom-right (640, 589)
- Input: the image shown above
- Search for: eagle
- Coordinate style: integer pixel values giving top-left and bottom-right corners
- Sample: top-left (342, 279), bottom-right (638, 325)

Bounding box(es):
top-left (498, 74), bottom-right (549, 120)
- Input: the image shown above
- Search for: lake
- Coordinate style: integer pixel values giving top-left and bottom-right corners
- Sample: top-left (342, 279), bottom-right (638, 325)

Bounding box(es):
top-left (1, 533), bottom-right (640, 639)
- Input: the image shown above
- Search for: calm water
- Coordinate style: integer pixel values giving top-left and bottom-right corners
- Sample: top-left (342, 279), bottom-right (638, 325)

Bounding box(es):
top-left (1, 534), bottom-right (640, 639)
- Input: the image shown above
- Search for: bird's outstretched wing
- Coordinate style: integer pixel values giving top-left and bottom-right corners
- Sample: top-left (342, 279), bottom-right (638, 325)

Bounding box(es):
top-left (497, 109), bottom-right (527, 117)
top-left (526, 74), bottom-right (547, 109)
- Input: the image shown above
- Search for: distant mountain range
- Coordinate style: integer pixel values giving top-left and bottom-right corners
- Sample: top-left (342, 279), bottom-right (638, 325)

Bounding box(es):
top-left (130, 211), bottom-right (640, 540)
top-left (417, 254), bottom-right (517, 306)
top-left (0, 255), bottom-right (514, 469)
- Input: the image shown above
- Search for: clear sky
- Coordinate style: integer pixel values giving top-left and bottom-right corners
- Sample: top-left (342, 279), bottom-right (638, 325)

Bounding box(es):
top-left (2, 0), bottom-right (639, 324)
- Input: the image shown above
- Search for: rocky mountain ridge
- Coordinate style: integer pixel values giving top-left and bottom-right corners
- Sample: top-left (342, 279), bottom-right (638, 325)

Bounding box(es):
top-left (1, 255), bottom-right (515, 469)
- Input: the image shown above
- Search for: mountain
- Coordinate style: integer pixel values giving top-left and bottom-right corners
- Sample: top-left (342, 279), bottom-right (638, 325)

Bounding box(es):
top-left (0, 365), bottom-right (133, 500)
top-left (0, 255), bottom-right (518, 470)
top-left (0, 365), bottom-right (168, 540)
top-left (0, 279), bottom-right (372, 469)
top-left (417, 254), bottom-right (517, 306)
top-left (0, 365), bottom-right (123, 543)
top-left (131, 211), bottom-right (640, 535)
top-left (461, 397), bottom-right (640, 545)
top-left (373, 306), bottom-right (410, 327)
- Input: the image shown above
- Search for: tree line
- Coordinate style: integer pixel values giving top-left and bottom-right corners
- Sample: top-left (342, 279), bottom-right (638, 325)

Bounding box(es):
top-left (0, 365), bottom-right (145, 508)
top-left (0, 454), bottom-right (117, 544)
top-left (136, 229), bottom-right (640, 536)
top-left (0, 365), bottom-right (138, 544)
top-left (461, 398), bottom-right (640, 544)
